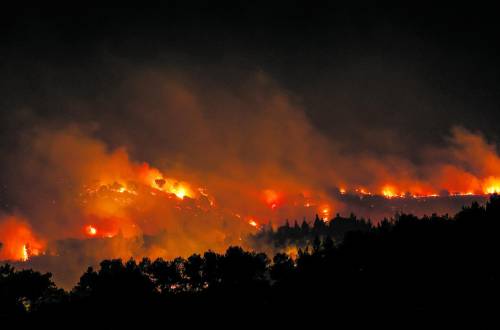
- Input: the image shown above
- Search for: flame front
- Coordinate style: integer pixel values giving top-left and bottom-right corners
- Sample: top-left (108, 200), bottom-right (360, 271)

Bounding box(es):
top-left (381, 186), bottom-right (398, 198)
top-left (483, 177), bottom-right (500, 194)
top-left (0, 217), bottom-right (45, 261)
top-left (4, 126), bottom-right (500, 267)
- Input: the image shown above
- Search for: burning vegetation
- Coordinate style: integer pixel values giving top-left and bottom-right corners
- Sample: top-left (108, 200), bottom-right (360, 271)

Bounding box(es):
top-left (2, 195), bottom-right (500, 320)
top-left (0, 217), bottom-right (45, 262)
top-left (2, 74), bottom-right (500, 288)
top-left (2, 122), bottom-right (500, 287)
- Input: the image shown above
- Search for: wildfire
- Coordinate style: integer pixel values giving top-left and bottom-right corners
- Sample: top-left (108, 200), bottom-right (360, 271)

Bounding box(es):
top-left (21, 244), bottom-right (29, 261)
top-left (355, 188), bottom-right (371, 196)
top-left (248, 219), bottom-right (258, 228)
top-left (263, 189), bottom-right (281, 209)
top-left (172, 186), bottom-right (188, 199)
top-left (381, 186), bottom-right (399, 198)
top-left (6, 128), bottom-right (500, 267)
top-left (485, 186), bottom-right (500, 194)
top-left (342, 186), bottom-right (480, 199)
top-left (0, 217), bottom-right (45, 261)
top-left (78, 163), bottom-right (500, 247)
top-left (483, 177), bottom-right (500, 194)
top-left (320, 206), bottom-right (330, 221)
top-left (85, 225), bottom-right (98, 236)
top-left (151, 177), bottom-right (194, 200)
top-left (138, 165), bottom-right (196, 200)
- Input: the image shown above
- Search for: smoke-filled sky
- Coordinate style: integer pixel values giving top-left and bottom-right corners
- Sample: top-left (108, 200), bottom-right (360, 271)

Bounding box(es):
top-left (2, 3), bottom-right (500, 287)
top-left (3, 4), bottom-right (500, 151)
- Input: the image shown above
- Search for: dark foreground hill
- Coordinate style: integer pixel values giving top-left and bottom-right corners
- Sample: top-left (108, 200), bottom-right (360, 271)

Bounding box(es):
top-left (2, 196), bottom-right (500, 323)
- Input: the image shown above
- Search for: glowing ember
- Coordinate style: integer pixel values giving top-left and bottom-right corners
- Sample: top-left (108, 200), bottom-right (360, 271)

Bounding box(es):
top-left (320, 206), bottom-right (330, 221)
top-left (86, 225), bottom-right (97, 236)
top-left (172, 186), bottom-right (188, 199)
top-left (149, 174), bottom-right (194, 200)
top-left (248, 220), bottom-right (258, 227)
top-left (356, 188), bottom-right (371, 196)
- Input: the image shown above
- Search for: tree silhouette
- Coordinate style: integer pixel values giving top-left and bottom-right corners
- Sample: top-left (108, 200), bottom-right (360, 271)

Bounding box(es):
top-left (2, 196), bottom-right (500, 320)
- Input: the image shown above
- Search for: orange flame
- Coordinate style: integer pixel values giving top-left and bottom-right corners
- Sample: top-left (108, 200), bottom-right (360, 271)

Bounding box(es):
top-left (483, 177), bottom-right (500, 194)
top-left (320, 206), bottom-right (330, 221)
top-left (85, 225), bottom-right (98, 236)
top-left (138, 165), bottom-right (195, 200)
top-left (21, 244), bottom-right (29, 262)
top-left (381, 185), bottom-right (398, 198)
top-left (0, 216), bottom-right (45, 261)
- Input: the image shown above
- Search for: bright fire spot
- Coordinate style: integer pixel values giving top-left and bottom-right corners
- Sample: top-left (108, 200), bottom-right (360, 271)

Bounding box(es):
top-left (320, 206), bottom-right (330, 221)
top-left (85, 225), bottom-right (97, 236)
top-left (485, 186), bottom-right (500, 194)
top-left (285, 246), bottom-right (299, 259)
top-left (21, 244), bottom-right (29, 261)
top-left (484, 177), bottom-right (500, 194)
top-left (150, 174), bottom-right (193, 200)
top-left (248, 220), bottom-right (258, 227)
top-left (0, 217), bottom-right (45, 261)
top-left (173, 186), bottom-right (187, 199)
top-left (356, 188), bottom-right (371, 195)
top-left (339, 188), bottom-right (346, 195)
top-left (381, 186), bottom-right (398, 198)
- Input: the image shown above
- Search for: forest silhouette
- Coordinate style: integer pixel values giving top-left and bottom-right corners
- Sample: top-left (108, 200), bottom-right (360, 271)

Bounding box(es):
top-left (2, 196), bottom-right (499, 321)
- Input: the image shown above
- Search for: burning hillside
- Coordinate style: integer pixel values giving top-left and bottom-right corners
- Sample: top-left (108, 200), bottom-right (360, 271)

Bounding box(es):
top-left (0, 126), bottom-right (497, 261)
top-left (2, 73), bottom-right (500, 288)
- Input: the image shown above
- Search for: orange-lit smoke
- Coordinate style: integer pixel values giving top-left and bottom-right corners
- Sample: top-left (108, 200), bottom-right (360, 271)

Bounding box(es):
top-left (2, 71), bottom-right (500, 287)
top-left (0, 216), bottom-right (45, 261)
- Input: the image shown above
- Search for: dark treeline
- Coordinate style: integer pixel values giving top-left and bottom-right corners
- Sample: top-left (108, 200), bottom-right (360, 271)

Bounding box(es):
top-left (249, 213), bottom-right (373, 251)
top-left (2, 197), bottom-right (500, 322)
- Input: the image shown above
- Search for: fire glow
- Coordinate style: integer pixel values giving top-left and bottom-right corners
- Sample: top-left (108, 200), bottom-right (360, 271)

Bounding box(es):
top-left (3, 166), bottom-right (500, 263)
top-left (3, 126), bottom-right (500, 266)
top-left (0, 217), bottom-right (45, 262)
top-left (85, 225), bottom-right (98, 236)
top-left (3, 171), bottom-right (500, 263)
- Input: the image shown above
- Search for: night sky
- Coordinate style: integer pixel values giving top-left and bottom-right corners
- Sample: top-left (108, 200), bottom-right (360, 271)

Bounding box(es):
top-left (2, 3), bottom-right (500, 156)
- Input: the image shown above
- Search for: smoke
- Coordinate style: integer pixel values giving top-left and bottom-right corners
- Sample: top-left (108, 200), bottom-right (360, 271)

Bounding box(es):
top-left (0, 215), bottom-right (45, 261)
top-left (1, 67), bottom-right (500, 288)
